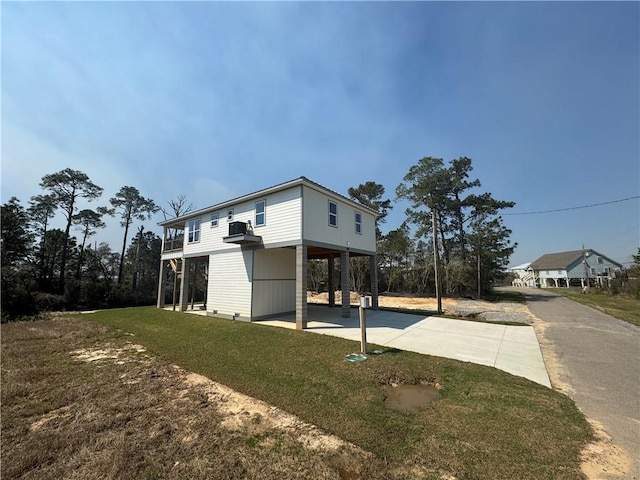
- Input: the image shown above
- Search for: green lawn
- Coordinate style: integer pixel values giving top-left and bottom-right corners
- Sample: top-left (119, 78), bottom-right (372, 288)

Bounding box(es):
top-left (89, 307), bottom-right (592, 480)
top-left (552, 289), bottom-right (640, 327)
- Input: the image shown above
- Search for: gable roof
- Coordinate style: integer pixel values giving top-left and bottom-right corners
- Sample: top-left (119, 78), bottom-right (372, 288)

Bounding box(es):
top-left (508, 262), bottom-right (531, 271)
top-left (531, 249), bottom-right (622, 270)
top-left (158, 176), bottom-right (379, 227)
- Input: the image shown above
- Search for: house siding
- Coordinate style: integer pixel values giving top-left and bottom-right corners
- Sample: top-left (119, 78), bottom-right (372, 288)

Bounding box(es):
top-left (183, 187), bottom-right (302, 256)
top-left (302, 185), bottom-right (376, 253)
top-left (252, 248), bottom-right (296, 318)
top-left (207, 250), bottom-right (253, 318)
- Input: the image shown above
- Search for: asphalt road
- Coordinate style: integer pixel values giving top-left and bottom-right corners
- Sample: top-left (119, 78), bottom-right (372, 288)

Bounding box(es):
top-left (517, 288), bottom-right (639, 479)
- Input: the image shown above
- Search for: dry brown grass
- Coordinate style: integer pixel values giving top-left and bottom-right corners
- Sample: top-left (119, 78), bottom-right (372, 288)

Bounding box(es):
top-left (1, 317), bottom-right (379, 480)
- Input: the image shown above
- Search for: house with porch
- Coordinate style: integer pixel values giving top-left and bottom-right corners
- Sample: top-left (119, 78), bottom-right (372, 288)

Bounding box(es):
top-left (156, 177), bottom-right (378, 329)
top-left (529, 249), bottom-right (623, 288)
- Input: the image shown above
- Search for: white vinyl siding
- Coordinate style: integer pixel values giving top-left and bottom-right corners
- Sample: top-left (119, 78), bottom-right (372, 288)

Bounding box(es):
top-left (303, 186), bottom-right (376, 253)
top-left (252, 248), bottom-right (296, 318)
top-left (207, 250), bottom-right (253, 318)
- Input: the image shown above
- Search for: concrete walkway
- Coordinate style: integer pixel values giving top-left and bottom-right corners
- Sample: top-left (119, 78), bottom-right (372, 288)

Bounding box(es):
top-left (258, 306), bottom-right (551, 387)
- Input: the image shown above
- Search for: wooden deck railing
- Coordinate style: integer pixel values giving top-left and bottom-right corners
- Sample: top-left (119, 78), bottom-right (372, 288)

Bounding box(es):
top-left (163, 236), bottom-right (184, 252)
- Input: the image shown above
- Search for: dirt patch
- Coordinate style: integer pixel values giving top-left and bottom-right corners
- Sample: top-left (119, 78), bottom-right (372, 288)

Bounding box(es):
top-left (580, 420), bottom-right (632, 479)
top-left (181, 372), bottom-right (361, 455)
top-left (308, 291), bottom-right (533, 323)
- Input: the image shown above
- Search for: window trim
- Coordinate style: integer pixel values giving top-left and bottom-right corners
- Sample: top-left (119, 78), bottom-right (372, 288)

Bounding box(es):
top-left (188, 218), bottom-right (201, 243)
top-left (328, 200), bottom-right (338, 228)
top-left (226, 208), bottom-right (234, 222)
top-left (355, 211), bottom-right (362, 235)
top-left (255, 199), bottom-right (266, 227)
top-left (210, 212), bottom-right (219, 228)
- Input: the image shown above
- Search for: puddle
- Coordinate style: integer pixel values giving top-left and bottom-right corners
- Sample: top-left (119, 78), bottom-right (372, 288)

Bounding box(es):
top-left (383, 384), bottom-right (440, 411)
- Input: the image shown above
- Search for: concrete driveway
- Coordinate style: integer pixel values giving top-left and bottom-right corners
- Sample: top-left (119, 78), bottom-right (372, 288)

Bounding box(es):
top-left (516, 288), bottom-right (640, 478)
top-left (258, 305), bottom-right (551, 387)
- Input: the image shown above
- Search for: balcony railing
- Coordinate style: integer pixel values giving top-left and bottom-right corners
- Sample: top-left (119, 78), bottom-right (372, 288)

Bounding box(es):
top-left (164, 235), bottom-right (184, 252)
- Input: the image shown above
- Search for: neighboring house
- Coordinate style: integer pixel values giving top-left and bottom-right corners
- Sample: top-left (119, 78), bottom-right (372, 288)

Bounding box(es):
top-left (529, 249), bottom-right (623, 288)
top-left (156, 177), bottom-right (378, 329)
top-left (508, 262), bottom-right (535, 287)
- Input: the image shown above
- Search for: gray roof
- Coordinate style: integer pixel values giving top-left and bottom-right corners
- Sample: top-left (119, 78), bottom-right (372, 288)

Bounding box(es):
top-left (531, 249), bottom-right (622, 270)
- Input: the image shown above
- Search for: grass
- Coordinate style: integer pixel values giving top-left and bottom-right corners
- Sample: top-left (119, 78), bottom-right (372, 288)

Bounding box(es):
top-left (2, 317), bottom-right (370, 480)
top-left (551, 289), bottom-right (640, 327)
top-left (77, 306), bottom-right (594, 479)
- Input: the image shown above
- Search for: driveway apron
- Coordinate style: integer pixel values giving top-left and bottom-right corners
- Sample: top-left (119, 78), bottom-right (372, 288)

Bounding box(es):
top-left (520, 288), bottom-right (640, 478)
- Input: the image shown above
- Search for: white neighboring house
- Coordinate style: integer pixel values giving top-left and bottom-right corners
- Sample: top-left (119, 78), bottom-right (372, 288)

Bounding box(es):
top-left (156, 177), bottom-right (378, 329)
top-left (508, 262), bottom-right (535, 287)
top-left (529, 249), bottom-right (623, 288)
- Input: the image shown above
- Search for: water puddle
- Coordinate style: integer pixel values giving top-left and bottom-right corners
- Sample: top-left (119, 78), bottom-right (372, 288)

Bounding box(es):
top-left (383, 384), bottom-right (440, 411)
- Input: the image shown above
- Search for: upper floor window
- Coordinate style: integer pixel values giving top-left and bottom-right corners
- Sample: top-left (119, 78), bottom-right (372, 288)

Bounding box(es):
top-left (211, 213), bottom-right (219, 228)
top-left (255, 200), bottom-right (266, 227)
top-left (188, 218), bottom-right (201, 243)
top-left (355, 212), bottom-right (362, 234)
top-left (597, 256), bottom-right (603, 264)
top-left (227, 208), bottom-right (234, 222)
top-left (328, 200), bottom-right (338, 227)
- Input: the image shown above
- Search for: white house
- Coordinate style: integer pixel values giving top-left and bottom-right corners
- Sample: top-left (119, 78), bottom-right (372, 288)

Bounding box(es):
top-left (529, 249), bottom-right (623, 288)
top-left (156, 177), bottom-right (378, 329)
top-left (508, 262), bottom-right (535, 287)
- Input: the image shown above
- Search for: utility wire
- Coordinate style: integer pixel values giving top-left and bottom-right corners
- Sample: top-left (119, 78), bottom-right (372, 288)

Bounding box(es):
top-left (502, 195), bottom-right (640, 216)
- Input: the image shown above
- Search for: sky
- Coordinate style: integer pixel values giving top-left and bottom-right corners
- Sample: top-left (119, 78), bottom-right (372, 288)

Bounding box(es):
top-left (2, 1), bottom-right (639, 267)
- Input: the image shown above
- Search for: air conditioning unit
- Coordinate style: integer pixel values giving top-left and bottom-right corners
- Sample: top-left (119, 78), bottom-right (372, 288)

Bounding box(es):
top-left (229, 221), bottom-right (247, 236)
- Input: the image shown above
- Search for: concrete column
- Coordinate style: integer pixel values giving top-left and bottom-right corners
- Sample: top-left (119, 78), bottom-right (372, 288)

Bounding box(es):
top-left (156, 260), bottom-right (167, 308)
top-left (328, 256), bottom-right (335, 308)
top-left (341, 251), bottom-right (351, 318)
top-left (296, 244), bottom-right (308, 330)
top-left (369, 255), bottom-right (379, 310)
top-left (179, 258), bottom-right (191, 312)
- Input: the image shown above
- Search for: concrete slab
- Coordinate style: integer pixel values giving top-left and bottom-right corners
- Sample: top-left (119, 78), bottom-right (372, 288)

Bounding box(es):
top-left (258, 306), bottom-right (551, 388)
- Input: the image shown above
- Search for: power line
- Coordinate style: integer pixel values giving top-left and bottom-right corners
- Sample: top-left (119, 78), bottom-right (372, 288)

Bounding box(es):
top-left (502, 195), bottom-right (640, 216)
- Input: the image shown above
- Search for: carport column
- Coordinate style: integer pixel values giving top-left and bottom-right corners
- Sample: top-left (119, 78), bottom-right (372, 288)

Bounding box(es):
top-left (156, 260), bottom-right (167, 308)
top-left (341, 251), bottom-right (351, 318)
top-left (369, 255), bottom-right (379, 310)
top-left (328, 256), bottom-right (335, 307)
top-left (179, 258), bottom-right (191, 312)
top-left (296, 244), bottom-right (308, 330)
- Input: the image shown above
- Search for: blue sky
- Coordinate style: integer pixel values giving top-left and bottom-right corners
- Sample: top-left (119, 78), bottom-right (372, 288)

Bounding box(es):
top-left (2, 1), bottom-right (639, 267)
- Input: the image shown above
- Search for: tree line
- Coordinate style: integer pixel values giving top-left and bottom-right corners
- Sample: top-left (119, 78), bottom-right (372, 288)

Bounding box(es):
top-left (2, 168), bottom-right (161, 320)
top-left (316, 156), bottom-right (517, 301)
top-left (2, 156), bottom-right (518, 321)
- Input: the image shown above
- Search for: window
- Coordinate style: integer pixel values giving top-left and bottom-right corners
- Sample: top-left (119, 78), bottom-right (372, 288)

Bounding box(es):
top-left (328, 200), bottom-right (338, 227)
top-left (210, 213), bottom-right (219, 228)
top-left (355, 212), bottom-right (362, 234)
top-left (590, 268), bottom-right (596, 275)
top-left (255, 200), bottom-right (266, 227)
top-left (227, 208), bottom-right (234, 222)
top-left (597, 256), bottom-right (603, 264)
top-left (188, 218), bottom-right (201, 243)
